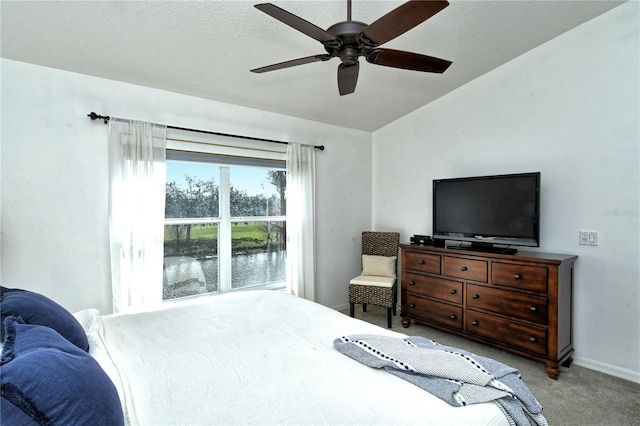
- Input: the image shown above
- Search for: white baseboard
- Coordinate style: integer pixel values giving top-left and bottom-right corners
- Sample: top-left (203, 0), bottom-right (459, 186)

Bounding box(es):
top-left (332, 303), bottom-right (350, 312)
top-left (331, 303), bottom-right (401, 314)
top-left (573, 356), bottom-right (640, 384)
top-left (331, 303), bottom-right (400, 316)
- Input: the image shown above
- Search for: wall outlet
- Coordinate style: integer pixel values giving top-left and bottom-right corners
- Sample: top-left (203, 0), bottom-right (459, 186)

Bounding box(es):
top-left (579, 231), bottom-right (598, 246)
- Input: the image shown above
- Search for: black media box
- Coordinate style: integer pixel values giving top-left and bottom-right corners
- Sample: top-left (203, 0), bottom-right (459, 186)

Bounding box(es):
top-left (410, 235), bottom-right (434, 246)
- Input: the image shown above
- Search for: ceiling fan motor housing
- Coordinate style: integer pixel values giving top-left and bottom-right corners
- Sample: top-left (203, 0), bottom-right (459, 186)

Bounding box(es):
top-left (324, 21), bottom-right (372, 65)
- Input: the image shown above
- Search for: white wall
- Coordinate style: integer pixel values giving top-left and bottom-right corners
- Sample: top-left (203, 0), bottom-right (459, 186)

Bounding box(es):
top-left (0, 58), bottom-right (372, 314)
top-left (2, 2), bottom-right (637, 383)
top-left (373, 3), bottom-right (639, 381)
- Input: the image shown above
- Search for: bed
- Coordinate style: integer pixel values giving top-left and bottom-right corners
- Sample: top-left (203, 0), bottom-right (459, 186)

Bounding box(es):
top-left (1, 288), bottom-right (544, 425)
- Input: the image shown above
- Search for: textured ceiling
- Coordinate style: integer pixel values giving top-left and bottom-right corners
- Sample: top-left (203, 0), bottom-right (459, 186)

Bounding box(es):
top-left (0, 0), bottom-right (623, 132)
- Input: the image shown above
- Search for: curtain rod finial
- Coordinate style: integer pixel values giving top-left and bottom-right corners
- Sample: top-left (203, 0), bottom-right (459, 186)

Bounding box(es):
top-left (88, 111), bottom-right (110, 124)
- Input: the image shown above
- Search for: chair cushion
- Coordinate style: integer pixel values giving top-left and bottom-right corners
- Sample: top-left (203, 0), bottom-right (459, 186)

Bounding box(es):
top-left (361, 255), bottom-right (397, 278)
top-left (350, 275), bottom-right (395, 288)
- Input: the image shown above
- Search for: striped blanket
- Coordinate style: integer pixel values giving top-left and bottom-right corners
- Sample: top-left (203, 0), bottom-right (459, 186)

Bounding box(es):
top-left (334, 334), bottom-right (547, 426)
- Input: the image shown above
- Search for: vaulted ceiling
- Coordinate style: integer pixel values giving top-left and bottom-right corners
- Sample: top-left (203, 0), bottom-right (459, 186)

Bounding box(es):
top-left (0, 1), bottom-right (623, 131)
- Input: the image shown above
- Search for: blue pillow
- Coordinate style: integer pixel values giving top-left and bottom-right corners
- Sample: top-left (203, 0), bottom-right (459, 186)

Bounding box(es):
top-left (0, 286), bottom-right (89, 351)
top-left (1, 316), bottom-right (124, 426)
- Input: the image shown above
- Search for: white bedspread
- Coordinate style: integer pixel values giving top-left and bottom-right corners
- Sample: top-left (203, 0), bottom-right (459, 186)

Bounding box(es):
top-left (88, 291), bottom-right (508, 425)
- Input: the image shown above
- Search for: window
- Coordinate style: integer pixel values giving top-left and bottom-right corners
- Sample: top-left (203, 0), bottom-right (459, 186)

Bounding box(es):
top-left (163, 151), bottom-right (286, 300)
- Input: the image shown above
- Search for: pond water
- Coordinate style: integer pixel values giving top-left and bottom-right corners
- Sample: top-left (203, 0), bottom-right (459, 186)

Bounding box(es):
top-left (163, 250), bottom-right (286, 299)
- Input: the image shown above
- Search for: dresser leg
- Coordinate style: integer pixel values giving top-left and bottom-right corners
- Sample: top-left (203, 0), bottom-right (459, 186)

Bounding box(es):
top-left (401, 317), bottom-right (411, 328)
top-left (545, 362), bottom-right (560, 380)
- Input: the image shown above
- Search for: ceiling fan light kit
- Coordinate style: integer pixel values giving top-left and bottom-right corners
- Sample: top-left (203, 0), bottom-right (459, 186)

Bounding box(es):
top-left (251, 0), bottom-right (452, 96)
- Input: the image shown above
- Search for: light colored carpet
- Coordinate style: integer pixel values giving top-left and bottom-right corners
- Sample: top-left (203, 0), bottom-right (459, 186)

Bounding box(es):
top-left (342, 305), bottom-right (640, 426)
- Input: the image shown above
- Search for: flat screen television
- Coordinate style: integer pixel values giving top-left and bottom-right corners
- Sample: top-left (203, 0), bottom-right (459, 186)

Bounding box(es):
top-left (432, 172), bottom-right (540, 254)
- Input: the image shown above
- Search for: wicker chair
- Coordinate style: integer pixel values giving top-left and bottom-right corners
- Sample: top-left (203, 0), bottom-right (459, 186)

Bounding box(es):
top-left (349, 231), bottom-right (400, 328)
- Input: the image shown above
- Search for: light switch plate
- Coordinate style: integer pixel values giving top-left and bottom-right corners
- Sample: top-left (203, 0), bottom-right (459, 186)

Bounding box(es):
top-left (579, 231), bottom-right (598, 246)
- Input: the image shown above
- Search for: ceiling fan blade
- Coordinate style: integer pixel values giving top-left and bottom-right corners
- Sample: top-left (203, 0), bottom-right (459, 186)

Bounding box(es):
top-left (360, 0), bottom-right (449, 46)
top-left (251, 54), bottom-right (332, 73)
top-left (255, 3), bottom-right (340, 45)
top-left (337, 62), bottom-right (359, 96)
top-left (367, 49), bottom-right (452, 73)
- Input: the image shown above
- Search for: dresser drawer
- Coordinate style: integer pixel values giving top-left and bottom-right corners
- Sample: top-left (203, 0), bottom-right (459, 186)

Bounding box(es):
top-left (443, 256), bottom-right (487, 282)
top-left (492, 262), bottom-right (548, 293)
top-left (405, 251), bottom-right (441, 274)
top-left (466, 311), bottom-right (548, 356)
top-left (405, 273), bottom-right (462, 304)
top-left (467, 284), bottom-right (548, 325)
top-left (405, 294), bottom-right (463, 330)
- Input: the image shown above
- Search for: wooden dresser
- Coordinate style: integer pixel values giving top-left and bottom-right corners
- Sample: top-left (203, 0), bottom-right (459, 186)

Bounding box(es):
top-left (400, 244), bottom-right (577, 379)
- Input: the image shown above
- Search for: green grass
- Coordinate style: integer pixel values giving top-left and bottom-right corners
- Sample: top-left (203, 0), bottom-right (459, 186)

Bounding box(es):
top-left (164, 222), bottom-right (283, 257)
top-left (231, 221), bottom-right (263, 238)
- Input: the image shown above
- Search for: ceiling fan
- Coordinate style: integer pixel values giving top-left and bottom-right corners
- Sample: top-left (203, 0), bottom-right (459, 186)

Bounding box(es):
top-left (250, 0), bottom-right (452, 96)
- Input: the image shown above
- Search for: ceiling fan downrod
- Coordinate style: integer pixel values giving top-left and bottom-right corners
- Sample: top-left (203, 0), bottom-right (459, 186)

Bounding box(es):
top-left (347, 0), bottom-right (352, 21)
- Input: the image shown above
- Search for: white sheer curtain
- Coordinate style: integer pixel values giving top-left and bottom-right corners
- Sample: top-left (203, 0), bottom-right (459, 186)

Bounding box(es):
top-left (108, 119), bottom-right (167, 314)
top-left (286, 143), bottom-right (316, 301)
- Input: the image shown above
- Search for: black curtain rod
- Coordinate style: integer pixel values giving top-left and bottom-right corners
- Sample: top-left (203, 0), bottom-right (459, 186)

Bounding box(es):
top-left (87, 112), bottom-right (324, 151)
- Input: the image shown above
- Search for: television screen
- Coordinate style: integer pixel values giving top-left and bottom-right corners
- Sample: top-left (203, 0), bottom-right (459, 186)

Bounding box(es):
top-left (432, 172), bottom-right (540, 253)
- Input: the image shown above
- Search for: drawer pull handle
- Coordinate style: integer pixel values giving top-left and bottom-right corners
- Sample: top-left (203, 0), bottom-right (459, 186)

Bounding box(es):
top-left (450, 314), bottom-right (457, 320)
top-left (450, 289), bottom-right (457, 294)
top-left (472, 320), bottom-right (479, 326)
top-left (530, 306), bottom-right (537, 312)
top-left (514, 274), bottom-right (522, 280)
top-left (419, 259), bottom-right (425, 265)
top-left (409, 303), bottom-right (415, 308)
top-left (461, 266), bottom-right (468, 271)
top-left (409, 281), bottom-right (415, 286)
top-left (472, 294), bottom-right (480, 299)
top-left (530, 337), bottom-right (537, 343)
